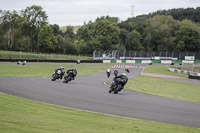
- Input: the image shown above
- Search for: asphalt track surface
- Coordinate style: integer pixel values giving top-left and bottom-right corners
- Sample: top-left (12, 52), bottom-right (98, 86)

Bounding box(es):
top-left (0, 64), bottom-right (200, 128)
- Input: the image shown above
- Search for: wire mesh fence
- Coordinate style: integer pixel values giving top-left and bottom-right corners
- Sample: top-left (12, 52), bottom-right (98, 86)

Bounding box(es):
top-left (93, 50), bottom-right (200, 60)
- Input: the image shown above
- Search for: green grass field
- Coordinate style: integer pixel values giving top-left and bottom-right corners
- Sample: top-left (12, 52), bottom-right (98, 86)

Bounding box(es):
top-left (1, 93), bottom-right (199, 133)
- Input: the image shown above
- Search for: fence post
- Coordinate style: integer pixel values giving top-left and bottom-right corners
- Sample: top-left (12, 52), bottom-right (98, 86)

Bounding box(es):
top-left (123, 50), bottom-right (126, 57)
top-left (114, 50), bottom-right (118, 59)
top-left (93, 50), bottom-right (96, 59)
top-left (147, 51), bottom-right (149, 57)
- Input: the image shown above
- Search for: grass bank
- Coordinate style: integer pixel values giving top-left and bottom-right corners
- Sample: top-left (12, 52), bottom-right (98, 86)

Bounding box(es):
top-left (1, 93), bottom-right (199, 133)
top-left (0, 50), bottom-right (92, 60)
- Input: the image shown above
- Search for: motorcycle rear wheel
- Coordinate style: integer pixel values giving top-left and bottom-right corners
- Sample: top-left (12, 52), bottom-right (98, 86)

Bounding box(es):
top-left (114, 84), bottom-right (121, 94)
top-left (63, 76), bottom-right (71, 83)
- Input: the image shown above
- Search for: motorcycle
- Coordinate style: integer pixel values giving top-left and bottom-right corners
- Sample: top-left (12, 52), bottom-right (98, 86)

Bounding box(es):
top-left (109, 78), bottom-right (126, 94)
top-left (107, 72), bottom-right (110, 78)
top-left (125, 68), bottom-right (130, 73)
top-left (114, 70), bottom-right (118, 77)
top-left (63, 71), bottom-right (74, 83)
top-left (51, 70), bottom-right (62, 81)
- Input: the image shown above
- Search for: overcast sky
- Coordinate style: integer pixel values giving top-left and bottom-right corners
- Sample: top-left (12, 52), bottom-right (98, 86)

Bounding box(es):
top-left (0, 0), bottom-right (199, 26)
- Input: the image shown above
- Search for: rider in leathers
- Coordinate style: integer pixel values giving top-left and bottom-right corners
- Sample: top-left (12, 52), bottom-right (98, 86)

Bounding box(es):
top-left (55, 66), bottom-right (65, 79)
top-left (66, 68), bottom-right (77, 80)
top-left (113, 73), bottom-right (128, 89)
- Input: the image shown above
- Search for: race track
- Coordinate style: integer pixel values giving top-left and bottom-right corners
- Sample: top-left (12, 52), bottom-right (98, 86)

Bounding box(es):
top-left (0, 65), bottom-right (200, 128)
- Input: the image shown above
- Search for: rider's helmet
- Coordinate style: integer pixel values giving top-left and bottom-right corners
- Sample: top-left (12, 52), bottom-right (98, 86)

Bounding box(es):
top-left (107, 69), bottom-right (110, 72)
top-left (61, 66), bottom-right (64, 69)
top-left (114, 70), bottom-right (118, 74)
top-left (122, 73), bottom-right (126, 76)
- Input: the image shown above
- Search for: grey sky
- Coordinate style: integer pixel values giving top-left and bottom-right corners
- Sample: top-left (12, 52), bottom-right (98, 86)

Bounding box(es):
top-left (0, 0), bottom-right (199, 26)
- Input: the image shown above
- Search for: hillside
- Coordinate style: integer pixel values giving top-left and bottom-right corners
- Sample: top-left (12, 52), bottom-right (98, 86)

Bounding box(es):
top-left (60, 25), bottom-right (82, 34)
top-left (136, 7), bottom-right (200, 22)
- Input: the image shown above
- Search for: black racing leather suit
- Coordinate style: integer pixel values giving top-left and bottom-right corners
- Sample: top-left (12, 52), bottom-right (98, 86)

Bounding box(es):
top-left (113, 75), bottom-right (128, 88)
top-left (66, 69), bottom-right (77, 79)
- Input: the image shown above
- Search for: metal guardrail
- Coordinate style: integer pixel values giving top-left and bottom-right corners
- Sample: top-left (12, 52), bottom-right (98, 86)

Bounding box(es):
top-left (93, 50), bottom-right (200, 60)
top-left (0, 59), bottom-right (102, 63)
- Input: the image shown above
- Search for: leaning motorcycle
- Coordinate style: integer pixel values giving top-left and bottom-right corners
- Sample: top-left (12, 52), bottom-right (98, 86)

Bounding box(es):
top-left (63, 71), bottom-right (74, 83)
top-left (107, 72), bottom-right (110, 78)
top-left (109, 78), bottom-right (125, 94)
top-left (51, 70), bottom-right (62, 81)
top-left (114, 70), bottom-right (118, 77)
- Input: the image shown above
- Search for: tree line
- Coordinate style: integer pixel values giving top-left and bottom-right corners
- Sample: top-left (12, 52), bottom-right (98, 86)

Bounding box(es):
top-left (0, 5), bottom-right (200, 54)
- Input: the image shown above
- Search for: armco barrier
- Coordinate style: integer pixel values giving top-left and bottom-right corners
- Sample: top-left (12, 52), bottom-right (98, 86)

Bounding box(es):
top-left (152, 60), bottom-right (161, 63)
top-left (141, 60), bottom-right (152, 64)
top-left (182, 60), bottom-right (194, 64)
top-left (172, 60), bottom-right (182, 64)
top-left (111, 60), bottom-right (116, 63)
top-left (102, 59), bottom-right (200, 64)
top-left (135, 60), bottom-right (141, 63)
top-left (161, 60), bottom-right (172, 64)
top-left (126, 60), bottom-right (136, 63)
top-left (194, 60), bottom-right (200, 64)
top-left (0, 59), bottom-right (102, 63)
top-left (116, 60), bottom-right (122, 63)
top-left (2, 58), bottom-right (200, 64)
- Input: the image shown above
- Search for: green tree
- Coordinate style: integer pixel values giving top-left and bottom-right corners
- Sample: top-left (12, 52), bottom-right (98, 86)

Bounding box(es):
top-left (143, 15), bottom-right (178, 51)
top-left (119, 29), bottom-right (129, 46)
top-left (21, 5), bottom-right (48, 52)
top-left (50, 24), bottom-right (62, 36)
top-left (64, 26), bottom-right (75, 38)
top-left (0, 10), bottom-right (21, 50)
top-left (96, 16), bottom-right (119, 23)
top-left (64, 36), bottom-right (78, 54)
top-left (38, 25), bottom-right (57, 53)
top-left (125, 30), bottom-right (143, 51)
top-left (175, 27), bottom-right (200, 51)
top-left (76, 19), bottom-right (120, 52)
top-left (76, 39), bottom-right (95, 54)
top-left (93, 19), bottom-right (120, 50)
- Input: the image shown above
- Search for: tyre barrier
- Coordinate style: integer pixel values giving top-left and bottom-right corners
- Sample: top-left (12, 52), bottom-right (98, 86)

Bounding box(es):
top-left (188, 74), bottom-right (200, 80)
top-left (168, 67), bottom-right (200, 80)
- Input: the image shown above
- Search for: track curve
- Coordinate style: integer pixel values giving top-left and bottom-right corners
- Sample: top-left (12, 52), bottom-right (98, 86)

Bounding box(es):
top-left (0, 67), bottom-right (200, 128)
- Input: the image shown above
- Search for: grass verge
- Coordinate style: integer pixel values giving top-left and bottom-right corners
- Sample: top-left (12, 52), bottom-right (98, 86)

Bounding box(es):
top-left (0, 93), bottom-right (199, 133)
top-left (126, 75), bottom-right (200, 103)
top-left (0, 50), bottom-right (92, 60)
top-left (0, 64), bottom-right (109, 77)
top-left (144, 66), bottom-right (188, 78)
